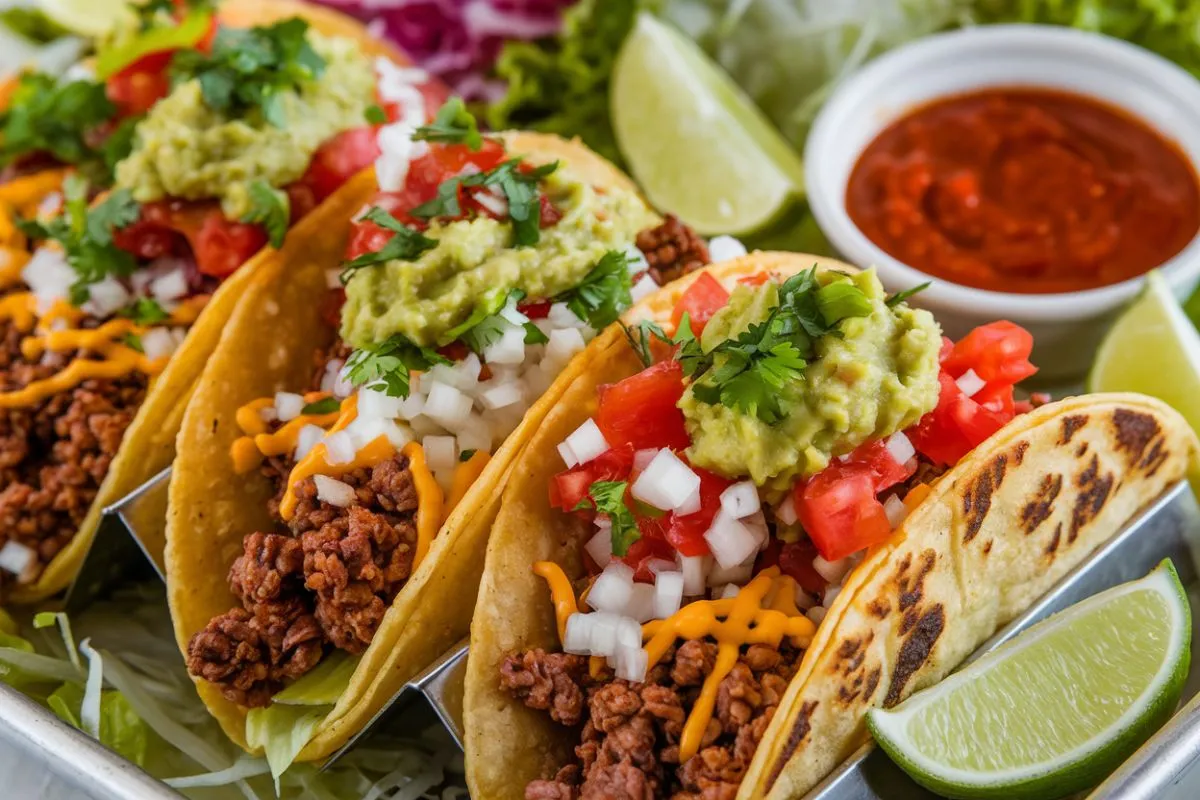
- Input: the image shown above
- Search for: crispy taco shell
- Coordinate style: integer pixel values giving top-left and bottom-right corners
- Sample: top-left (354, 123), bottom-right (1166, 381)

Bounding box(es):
top-left (1, 0), bottom-right (403, 603)
top-left (461, 252), bottom-right (1199, 798)
top-left (165, 132), bottom-right (659, 760)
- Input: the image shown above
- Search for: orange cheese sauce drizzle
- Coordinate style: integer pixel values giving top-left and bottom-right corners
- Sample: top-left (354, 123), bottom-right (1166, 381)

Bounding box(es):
top-left (536, 565), bottom-right (817, 764)
top-left (231, 391), bottom-right (341, 473)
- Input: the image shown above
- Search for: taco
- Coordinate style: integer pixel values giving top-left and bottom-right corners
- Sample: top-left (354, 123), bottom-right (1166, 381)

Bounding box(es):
top-left (166, 99), bottom-right (714, 764)
top-left (0, 0), bottom-right (446, 602)
top-left (461, 252), bottom-right (1198, 799)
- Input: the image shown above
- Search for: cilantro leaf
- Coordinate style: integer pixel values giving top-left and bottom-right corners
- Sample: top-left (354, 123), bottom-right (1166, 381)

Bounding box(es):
top-left (364, 104), bottom-right (387, 125)
top-left (524, 321), bottom-right (549, 345)
top-left (169, 18), bottom-right (326, 126)
top-left (343, 334), bottom-right (450, 398)
top-left (339, 207), bottom-right (438, 283)
top-left (620, 318), bottom-right (673, 368)
top-left (459, 448), bottom-right (477, 462)
top-left (410, 158), bottom-right (559, 247)
top-left (121, 333), bottom-right (144, 353)
top-left (0, 73), bottom-right (117, 174)
top-left (413, 97), bottom-right (483, 151)
top-left (120, 298), bottom-right (169, 325)
top-left (573, 480), bottom-right (640, 556)
top-left (241, 179), bottom-right (290, 248)
top-left (87, 190), bottom-right (140, 246)
top-left (886, 282), bottom-right (931, 308)
top-left (100, 116), bottom-right (141, 178)
top-left (440, 287), bottom-right (514, 345)
top-left (301, 396), bottom-right (340, 415)
top-left (554, 250), bottom-right (633, 330)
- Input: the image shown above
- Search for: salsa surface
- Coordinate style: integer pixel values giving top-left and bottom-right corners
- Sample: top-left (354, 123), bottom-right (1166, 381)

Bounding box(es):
top-left (846, 87), bottom-right (1200, 294)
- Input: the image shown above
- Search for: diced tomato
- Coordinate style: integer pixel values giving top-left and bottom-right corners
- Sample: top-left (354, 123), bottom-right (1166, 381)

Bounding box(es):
top-left (941, 321), bottom-right (1036, 384)
top-left (846, 439), bottom-right (913, 493)
top-left (437, 341), bottom-right (470, 362)
top-left (660, 466), bottom-right (734, 557)
top-left (285, 182), bottom-right (319, 224)
top-left (908, 371), bottom-right (1011, 466)
top-left (345, 192), bottom-right (409, 260)
top-left (776, 539), bottom-right (828, 595)
top-left (379, 81), bottom-right (450, 126)
top-left (517, 299), bottom-right (552, 319)
top-left (191, 212), bottom-right (268, 278)
top-left (620, 537), bottom-right (677, 583)
top-left (320, 288), bottom-right (346, 329)
top-left (539, 195), bottom-right (562, 228)
top-left (595, 361), bottom-right (690, 452)
top-left (111, 213), bottom-right (185, 260)
top-left (794, 464), bottom-right (892, 561)
top-left (105, 50), bottom-right (173, 116)
top-left (299, 127), bottom-right (381, 203)
top-left (549, 445), bottom-right (636, 512)
top-left (407, 139), bottom-right (507, 200)
top-left (738, 272), bottom-right (771, 287)
top-left (671, 272), bottom-right (730, 335)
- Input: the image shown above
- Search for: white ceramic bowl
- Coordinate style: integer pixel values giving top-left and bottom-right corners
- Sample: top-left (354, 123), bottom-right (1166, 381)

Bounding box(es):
top-left (805, 25), bottom-right (1200, 384)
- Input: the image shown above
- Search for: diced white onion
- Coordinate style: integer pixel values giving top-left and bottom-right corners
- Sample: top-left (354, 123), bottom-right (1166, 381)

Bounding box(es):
top-left (587, 612), bottom-right (619, 657)
top-left (823, 584), bottom-right (842, 608)
top-left (794, 585), bottom-right (817, 611)
top-left (615, 616), bottom-right (642, 649)
top-left (358, 386), bottom-right (404, 420)
top-left (480, 380), bottom-right (523, 410)
top-left (423, 435), bottom-right (457, 472)
top-left (322, 431), bottom-right (355, 465)
top-left (625, 582), bottom-right (656, 623)
top-left (584, 525), bottom-right (612, 569)
top-left (704, 511), bottom-right (759, 569)
top-left (0, 540), bottom-right (35, 575)
top-left (397, 392), bottom-right (426, 421)
top-left (274, 392), bottom-right (305, 423)
top-left (482, 325), bottom-right (526, 365)
top-left (81, 276), bottom-right (130, 317)
top-left (776, 495), bottom-right (799, 526)
top-left (674, 487), bottom-right (702, 516)
top-left (375, 121), bottom-right (418, 191)
top-left (140, 328), bottom-right (177, 361)
top-left (295, 424), bottom-right (324, 461)
top-left (563, 613), bottom-right (591, 655)
top-left (719, 481), bottom-right (760, 519)
top-left (314, 475), bottom-right (356, 507)
top-left (149, 268), bottom-right (188, 303)
top-left (259, 406), bottom-right (278, 424)
top-left (22, 248), bottom-right (74, 309)
top-left (473, 189), bottom-right (508, 217)
top-left (719, 583), bottom-right (742, 599)
top-left (679, 554), bottom-right (709, 596)
top-left (630, 274), bottom-right (658, 302)
top-left (884, 494), bottom-right (909, 529)
top-left (631, 449), bottom-right (700, 512)
top-left (346, 416), bottom-right (411, 451)
top-left (708, 235), bottom-right (748, 262)
top-left (557, 440), bottom-right (578, 468)
top-left (587, 562), bottom-right (634, 613)
top-left (332, 365), bottom-right (355, 399)
top-left (646, 558), bottom-right (677, 575)
top-left (807, 606), bottom-right (827, 625)
top-left (614, 643), bottom-right (648, 683)
top-left (813, 554), bottom-right (851, 584)
top-left (885, 431), bottom-right (915, 466)
top-left (707, 555), bottom-right (755, 588)
top-left (653, 571), bottom-right (684, 619)
top-left (545, 328), bottom-right (586, 364)
top-left (956, 368), bottom-right (986, 398)
top-left (623, 244), bottom-right (650, 276)
top-left (548, 302), bottom-right (587, 329)
top-left (424, 382), bottom-right (474, 429)
top-left (455, 416), bottom-right (492, 454)
top-left (564, 418), bottom-right (610, 466)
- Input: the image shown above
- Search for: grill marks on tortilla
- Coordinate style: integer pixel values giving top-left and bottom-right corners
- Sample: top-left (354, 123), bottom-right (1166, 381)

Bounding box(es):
top-left (1020, 473), bottom-right (1063, 535)
top-left (1112, 409), bottom-right (1160, 462)
top-left (834, 633), bottom-right (877, 705)
top-left (1046, 522), bottom-right (1063, 556)
top-left (884, 605), bottom-right (945, 707)
top-left (1069, 454), bottom-right (1114, 544)
top-left (1013, 440), bottom-right (1029, 465)
top-left (1140, 439), bottom-right (1169, 477)
top-left (897, 550), bottom-right (937, 618)
top-left (962, 454), bottom-right (1007, 543)
top-left (767, 700), bottom-right (819, 790)
top-left (1059, 415), bottom-right (1087, 445)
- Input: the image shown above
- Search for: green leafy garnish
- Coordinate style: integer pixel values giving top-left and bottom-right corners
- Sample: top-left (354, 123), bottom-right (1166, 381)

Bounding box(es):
top-left (885, 281), bottom-right (931, 308)
top-left (411, 159), bottom-right (559, 247)
top-left (681, 268), bottom-right (873, 424)
top-left (364, 104), bottom-right (388, 125)
top-left (120, 298), bottom-right (169, 325)
top-left (573, 480), bottom-right (640, 556)
top-left (413, 97), bottom-right (483, 151)
top-left (0, 7), bottom-right (70, 43)
top-left (343, 334), bottom-right (450, 398)
top-left (554, 250), bottom-right (633, 330)
top-left (339, 207), bottom-right (438, 283)
top-left (620, 318), bottom-right (673, 368)
top-left (301, 396), bottom-right (340, 415)
top-left (523, 321), bottom-right (550, 345)
top-left (121, 333), bottom-right (144, 352)
top-left (169, 17), bottom-right (325, 127)
top-left (100, 116), bottom-right (141, 178)
top-left (18, 179), bottom-right (141, 306)
top-left (241, 179), bottom-right (290, 248)
top-left (459, 449), bottom-right (477, 462)
top-left (0, 73), bottom-right (117, 175)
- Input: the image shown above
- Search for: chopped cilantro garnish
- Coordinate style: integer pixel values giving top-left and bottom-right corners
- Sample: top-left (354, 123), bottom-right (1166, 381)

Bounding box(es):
top-left (573, 480), bottom-right (640, 556)
top-left (411, 159), bottom-right (558, 247)
top-left (0, 73), bottom-right (117, 177)
top-left (885, 281), bottom-right (931, 308)
top-left (620, 318), bottom-right (673, 368)
top-left (364, 104), bottom-right (388, 125)
top-left (339, 207), bottom-right (438, 283)
top-left (554, 250), bottom-right (633, 330)
top-left (413, 97), bottom-right (483, 151)
top-left (18, 179), bottom-right (141, 306)
top-left (100, 116), bottom-right (141, 178)
top-left (121, 333), bottom-right (144, 353)
top-left (523, 321), bottom-right (549, 345)
top-left (241, 179), bottom-right (290, 248)
top-left (680, 267), bottom-right (873, 424)
top-left (301, 396), bottom-right (340, 415)
top-left (170, 17), bottom-right (325, 127)
top-left (343, 334), bottom-right (450, 398)
top-left (120, 298), bottom-right (169, 325)
top-left (459, 449), bottom-right (477, 462)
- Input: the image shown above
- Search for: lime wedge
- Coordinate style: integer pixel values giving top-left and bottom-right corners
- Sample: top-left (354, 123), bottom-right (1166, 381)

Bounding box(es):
top-left (37, 0), bottom-right (132, 38)
top-left (868, 560), bottom-right (1191, 799)
top-left (1088, 270), bottom-right (1200, 434)
top-left (610, 13), bottom-right (804, 237)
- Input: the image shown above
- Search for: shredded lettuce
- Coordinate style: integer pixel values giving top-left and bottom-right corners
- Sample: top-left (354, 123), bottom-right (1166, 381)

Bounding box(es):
top-left (271, 651), bottom-right (358, 706)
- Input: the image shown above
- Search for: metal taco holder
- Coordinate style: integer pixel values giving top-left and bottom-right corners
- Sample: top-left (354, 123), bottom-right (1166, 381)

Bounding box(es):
top-left (4, 473), bottom-right (1200, 798)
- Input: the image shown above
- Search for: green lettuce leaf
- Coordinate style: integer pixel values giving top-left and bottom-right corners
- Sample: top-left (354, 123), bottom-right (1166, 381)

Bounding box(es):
top-left (270, 652), bottom-right (357, 706)
top-left (246, 703), bottom-right (332, 789)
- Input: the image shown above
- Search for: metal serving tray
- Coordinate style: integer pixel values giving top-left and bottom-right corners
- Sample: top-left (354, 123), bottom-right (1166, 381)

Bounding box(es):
top-left (3, 478), bottom-right (1200, 798)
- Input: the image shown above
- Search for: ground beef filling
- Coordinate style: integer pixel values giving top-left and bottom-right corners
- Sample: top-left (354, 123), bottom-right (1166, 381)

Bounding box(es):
top-left (637, 216), bottom-right (711, 286)
top-left (501, 639), bottom-right (803, 800)
top-left (0, 313), bottom-right (148, 592)
top-left (186, 342), bottom-right (421, 707)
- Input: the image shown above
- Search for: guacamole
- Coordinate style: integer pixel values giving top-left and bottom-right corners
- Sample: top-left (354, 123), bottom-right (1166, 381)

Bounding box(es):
top-left (114, 32), bottom-right (375, 219)
top-left (340, 166), bottom-right (659, 348)
top-left (681, 269), bottom-right (941, 492)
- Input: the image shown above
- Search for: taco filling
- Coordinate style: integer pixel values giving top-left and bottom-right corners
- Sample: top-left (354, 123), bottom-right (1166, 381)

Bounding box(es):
top-left (184, 102), bottom-right (708, 712)
top-left (0, 4), bottom-right (444, 595)
top-left (501, 268), bottom-right (1039, 798)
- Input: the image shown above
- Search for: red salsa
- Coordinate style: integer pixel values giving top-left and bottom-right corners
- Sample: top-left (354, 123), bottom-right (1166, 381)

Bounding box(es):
top-left (846, 88), bottom-right (1200, 293)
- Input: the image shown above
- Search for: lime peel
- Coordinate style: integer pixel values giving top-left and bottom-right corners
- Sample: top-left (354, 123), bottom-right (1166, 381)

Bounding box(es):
top-left (867, 560), bottom-right (1191, 799)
